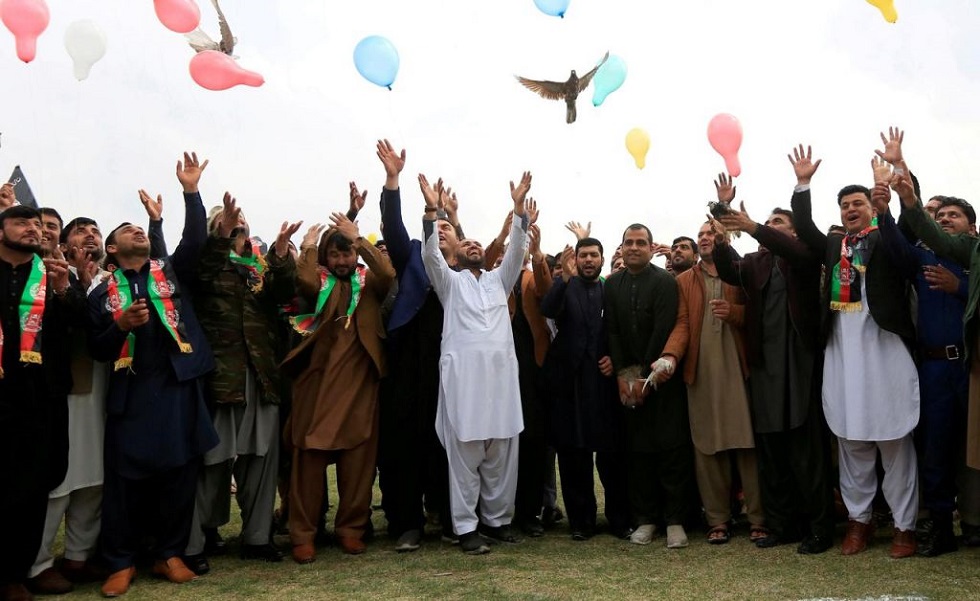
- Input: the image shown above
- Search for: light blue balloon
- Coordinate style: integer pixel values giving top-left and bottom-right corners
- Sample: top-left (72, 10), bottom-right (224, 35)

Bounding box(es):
top-left (592, 55), bottom-right (627, 107)
top-left (354, 36), bottom-right (400, 90)
top-left (533, 0), bottom-right (570, 18)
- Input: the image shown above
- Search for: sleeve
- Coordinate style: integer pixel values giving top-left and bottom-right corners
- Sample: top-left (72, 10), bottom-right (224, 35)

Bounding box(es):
top-left (876, 209), bottom-right (922, 279)
top-left (530, 256), bottom-right (554, 300)
top-left (197, 234), bottom-right (233, 282)
top-left (902, 202), bottom-right (976, 268)
top-left (295, 246), bottom-right (323, 299)
top-left (539, 276), bottom-right (567, 319)
top-left (380, 187), bottom-right (413, 275)
top-left (483, 237), bottom-right (504, 271)
top-left (87, 287), bottom-right (129, 362)
top-left (752, 224), bottom-right (821, 267)
top-left (148, 218), bottom-right (168, 258)
top-left (646, 274), bottom-right (680, 367)
top-left (603, 278), bottom-right (626, 371)
top-left (264, 251), bottom-right (297, 306)
top-left (789, 186), bottom-right (828, 257)
top-left (496, 214), bottom-right (530, 292)
top-left (661, 274), bottom-right (690, 362)
top-left (169, 191), bottom-right (208, 281)
top-left (422, 218), bottom-right (453, 297)
top-left (712, 241), bottom-right (745, 288)
top-left (355, 237), bottom-right (395, 298)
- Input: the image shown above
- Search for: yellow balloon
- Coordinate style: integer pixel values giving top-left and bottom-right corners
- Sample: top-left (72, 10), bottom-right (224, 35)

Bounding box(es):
top-left (866, 0), bottom-right (897, 23)
top-left (625, 127), bottom-right (650, 169)
top-left (366, 233), bottom-right (379, 245)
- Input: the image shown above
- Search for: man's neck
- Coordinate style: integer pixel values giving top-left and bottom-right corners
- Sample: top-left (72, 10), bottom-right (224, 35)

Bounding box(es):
top-left (700, 259), bottom-right (718, 276)
top-left (116, 254), bottom-right (149, 272)
top-left (625, 264), bottom-right (647, 275)
top-left (467, 267), bottom-right (481, 279)
top-left (0, 245), bottom-right (35, 266)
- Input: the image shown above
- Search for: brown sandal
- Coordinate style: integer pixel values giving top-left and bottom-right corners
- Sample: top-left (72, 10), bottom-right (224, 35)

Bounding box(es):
top-left (707, 525), bottom-right (730, 545)
top-left (749, 525), bottom-right (770, 543)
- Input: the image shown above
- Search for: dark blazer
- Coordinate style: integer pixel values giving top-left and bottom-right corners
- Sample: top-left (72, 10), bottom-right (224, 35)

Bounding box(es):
top-left (713, 224), bottom-right (823, 368)
top-left (790, 187), bottom-right (917, 347)
top-left (380, 187), bottom-right (432, 336)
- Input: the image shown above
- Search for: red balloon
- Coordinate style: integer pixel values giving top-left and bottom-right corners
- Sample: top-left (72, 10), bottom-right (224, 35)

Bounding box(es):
top-left (189, 51), bottom-right (264, 91)
top-left (153, 0), bottom-right (201, 34)
top-left (707, 113), bottom-right (743, 177)
top-left (0, 0), bottom-right (49, 63)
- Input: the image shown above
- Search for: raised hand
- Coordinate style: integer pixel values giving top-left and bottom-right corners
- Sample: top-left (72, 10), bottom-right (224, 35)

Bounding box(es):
top-left (706, 216), bottom-right (728, 247)
top-left (43, 246), bottom-right (70, 295)
top-left (348, 182), bottom-right (368, 217)
top-left (176, 151), bottom-right (209, 193)
top-left (497, 211), bottom-right (514, 242)
top-left (714, 173), bottom-right (736, 204)
top-left (0, 182), bottom-right (16, 209)
top-left (376, 139), bottom-right (406, 188)
top-left (139, 189), bottom-right (164, 221)
top-left (528, 223), bottom-right (544, 263)
top-left (526, 197), bottom-right (539, 224)
top-left (871, 156), bottom-right (893, 184)
top-left (216, 192), bottom-right (241, 238)
top-left (438, 182), bottom-right (460, 224)
top-left (418, 173), bottom-right (439, 209)
top-left (871, 181), bottom-right (892, 216)
top-left (875, 126), bottom-right (905, 165)
top-left (564, 221), bottom-right (591, 240)
top-left (66, 245), bottom-right (98, 290)
top-left (717, 201), bottom-right (758, 236)
top-left (559, 245), bottom-right (576, 282)
top-left (889, 171), bottom-right (917, 208)
top-left (510, 171), bottom-right (532, 215)
top-left (274, 220), bottom-right (303, 258)
top-left (329, 212), bottom-right (360, 242)
top-left (787, 144), bottom-right (822, 185)
top-left (301, 223), bottom-right (326, 249)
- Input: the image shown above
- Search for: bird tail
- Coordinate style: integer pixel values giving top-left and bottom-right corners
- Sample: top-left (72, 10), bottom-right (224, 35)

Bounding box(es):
top-left (566, 104), bottom-right (576, 124)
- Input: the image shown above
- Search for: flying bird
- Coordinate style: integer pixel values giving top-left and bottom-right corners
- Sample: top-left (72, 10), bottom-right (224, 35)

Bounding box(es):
top-left (515, 52), bottom-right (609, 124)
top-left (185, 0), bottom-right (237, 56)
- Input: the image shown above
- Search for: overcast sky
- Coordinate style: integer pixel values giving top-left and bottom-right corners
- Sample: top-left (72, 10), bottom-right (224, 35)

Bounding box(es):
top-left (2, 0), bottom-right (978, 260)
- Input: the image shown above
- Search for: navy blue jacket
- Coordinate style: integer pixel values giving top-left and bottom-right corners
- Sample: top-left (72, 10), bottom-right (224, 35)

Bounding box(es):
top-left (381, 187), bottom-right (433, 335)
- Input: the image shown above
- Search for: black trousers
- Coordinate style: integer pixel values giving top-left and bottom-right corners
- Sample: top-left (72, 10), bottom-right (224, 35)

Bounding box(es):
top-left (756, 415), bottom-right (835, 540)
top-left (557, 448), bottom-right (630, 532)
top-left (0, 459), bottom-right (48, 586)
top-left (515, 430), bottom-right (549, 523)
top-left (627, 444), bottom-right (696, 527)
top-left (102, 460), bottom-right (199, 572)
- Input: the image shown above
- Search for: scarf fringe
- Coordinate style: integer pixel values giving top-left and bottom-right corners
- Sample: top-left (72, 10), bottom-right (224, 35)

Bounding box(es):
top-left (178, 342), bottom-right (193, 353)
top-left (20, 351), bottom-right (42, 364)
top-left (113, 357), bottom-right (133, 372)
top-left (830, 300), bottom-right (863, 313)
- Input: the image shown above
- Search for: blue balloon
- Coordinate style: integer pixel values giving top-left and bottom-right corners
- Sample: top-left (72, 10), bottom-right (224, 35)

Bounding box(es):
top-left (592, 55), bottom-right (627, 107)
top-left (533, 0), bottom-right (570, 18)
top-left (354, 36), bottom-right (399, 90)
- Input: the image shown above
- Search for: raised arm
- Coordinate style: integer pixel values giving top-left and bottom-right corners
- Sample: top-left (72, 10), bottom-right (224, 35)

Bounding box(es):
top-left (496, 173), bottom-right (533, 291)
top-left (787, 144), bottom-right (827, 255)
top-left (169, 152), bottom-right (210, 280)
top-left (329, 212), bottom-right (394, 297)
top-left (140, 189), bottom-right (168, 258)
top-left (295, 224), bottom-right (327, 299)
top-left (872, 179), bottom-right (920, 280)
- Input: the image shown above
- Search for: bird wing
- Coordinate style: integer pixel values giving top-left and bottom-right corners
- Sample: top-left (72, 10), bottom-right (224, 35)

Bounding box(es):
top-left (211, 0), bottom-right (236, 55)
top-left (185, 28), bottom-right (218, 53)
top-left (576, 51), bottom-right (610, 92)
top-left (515, 76), bottom-right (567, 100)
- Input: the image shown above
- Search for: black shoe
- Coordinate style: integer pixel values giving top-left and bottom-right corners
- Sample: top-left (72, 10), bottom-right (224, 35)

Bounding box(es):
top-left (918, 521), bottom-right (958, 557)
top-left (203, 528), bottom-right (227, 556)
top-left (570, 525), bottom-right (595, 541)
top-left (182, 554), bottom-right (211, 575)
top-left (797, 534), bottom-right (833, 555)
top-left (394, 529), bottom-right (422, 553)
top-left (478, 523), bottom-right (522, 544)
top-left (519, 517), bottom-right (545, 538)
top-left (541, 506), bottom-right (564, 528)
top-left (962, 522), bottom-right (980, 547)
top-left (459, 531), bottom-right (491, 555)
top-left (440, 527), bottom-right (460, 545)
top-left (610, 525), bottom-right (635, 540)
top-left (240, 543), bottom-right (285, 562)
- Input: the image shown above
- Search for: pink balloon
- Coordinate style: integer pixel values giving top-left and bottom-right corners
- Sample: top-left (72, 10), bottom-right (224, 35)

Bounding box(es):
top-left (153, 0), bottom-right (201, 34)
top-left (0, 0), bottom-right (50, 63)
top-left (707, 113), bottom-right (744, 177)
top-left (189, 51), bottom-right (264, 91)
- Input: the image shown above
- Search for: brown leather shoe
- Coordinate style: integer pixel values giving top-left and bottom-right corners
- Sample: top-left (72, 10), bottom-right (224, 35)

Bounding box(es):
top-left (100, 567), bottom-right (136, 598)
top-left (151, 557), bottom-right (196, 584)
top-left (0, 583), bottom-right (34, 601)
top-left (26, 567), bottom-right (73, 595)
top-left (291, 543), bottom-right (316, 564)
top-left (338, 536), bottom-right (366, 555)
top-left (890, 528), bottom-right (917, 558)
top-left (841, 520), bottom-right (873, 555)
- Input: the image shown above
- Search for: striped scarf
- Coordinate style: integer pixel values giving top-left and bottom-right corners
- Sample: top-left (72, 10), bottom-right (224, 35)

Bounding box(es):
top-left (830, 219), bottom-right (878, 312)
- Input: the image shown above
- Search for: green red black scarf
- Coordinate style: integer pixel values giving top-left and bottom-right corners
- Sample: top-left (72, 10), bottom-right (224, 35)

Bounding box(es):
top-left (290, 266), bottom-right (367, 335)
top-left (228, 240), bottom-right (267, 293)
top-left (0, 255), bottom-right (46, 378)
top-left (107, 259), bottom-right (192, 371)
top-left (830, 218), bottom-right (878, 312)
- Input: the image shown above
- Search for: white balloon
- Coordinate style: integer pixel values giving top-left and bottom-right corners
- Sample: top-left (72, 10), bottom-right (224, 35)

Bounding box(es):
top-left (63, 19), bottom-right (106, 81)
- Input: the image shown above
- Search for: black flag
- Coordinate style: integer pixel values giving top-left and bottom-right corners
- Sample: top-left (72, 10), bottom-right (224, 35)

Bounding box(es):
top-left (8, 165), bottom-right (37, 208)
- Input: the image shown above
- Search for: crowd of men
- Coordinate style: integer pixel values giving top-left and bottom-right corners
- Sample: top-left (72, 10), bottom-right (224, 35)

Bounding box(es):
top-left (2, 128), bottom-right (979, 600)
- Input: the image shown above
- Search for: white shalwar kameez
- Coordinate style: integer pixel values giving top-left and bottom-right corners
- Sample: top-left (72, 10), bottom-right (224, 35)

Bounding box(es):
top-left (422, 215), bottom-right (528, 535)
top-left (822, 278), bottom-right (919, 530)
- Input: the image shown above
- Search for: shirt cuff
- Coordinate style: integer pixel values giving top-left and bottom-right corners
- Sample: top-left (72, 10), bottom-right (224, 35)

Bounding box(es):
top-left (794, 184), bottom-right (810, 193)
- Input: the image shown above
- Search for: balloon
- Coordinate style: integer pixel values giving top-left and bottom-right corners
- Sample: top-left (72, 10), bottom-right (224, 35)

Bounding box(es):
top-left (592, 55), bottom-right (627, 107)
top-left (366, 233), bottom-right (379, 245)
top-left (64, 20), bottom-right (107, 81)
top-left (0, 0), bottom-right (49, 63)
top-left (866, 0), bottom-right (897, 23)
top-left (153, 0), bottom-right (201, 34)
top-left (353, 36), bottom-right (399, 90)
top-left (707, 113), bottom-right (743, 177)
top-left (533, 0), bottom-right (570, 18)
top-left (625, 128), bottom-right (650, 170)
top-left (189, 50), bottom-right (264, 91)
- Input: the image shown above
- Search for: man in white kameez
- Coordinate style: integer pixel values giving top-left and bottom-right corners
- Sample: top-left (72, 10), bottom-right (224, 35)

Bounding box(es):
top-left (422, 171), bottom-right (533, 555)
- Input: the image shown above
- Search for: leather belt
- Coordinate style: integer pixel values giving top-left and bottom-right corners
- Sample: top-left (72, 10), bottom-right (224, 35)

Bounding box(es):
top-left (919, 345), bottom-right (963, 361)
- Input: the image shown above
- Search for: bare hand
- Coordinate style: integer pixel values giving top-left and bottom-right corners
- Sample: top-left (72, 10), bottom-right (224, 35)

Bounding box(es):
top-left (0, 182), bottom-right (16, 209)
top-left (871, 182), bottom-right (892, 216)
top-left (510, 171), bottom-right (532, 212)
top-left (714, 172), bottom-right (736, 204)
top-left (787, 144), bottom-right (822, 185)
top-left (117, 299), bottom-right (150, 331)
top-left (302, 223), bottom-right (326, 249)
top-left (560, 245), bottom-right (576, 282)
top-left (274, 220), bottom-right (303, 258)
top-left (526, 197), bottom-right (539, 224)
top-left (498, 211), bottom-right (514, 241)
top-left (923, 264), bottom-right (960, 294)
top-left (216, 192), bottom-right (241, 238)
top-left (709, 298), bottom-right (731, 320)
top-left (707, 216), bottom-right (728, 247)
top-left (176, 151), bottom-right (209, 193)
top-left (650, 356), bottom-right (676, 385)
top-left (329, 212), bottom-right (360, 242)
top-left (376, 138), bottom-right (406, 180)
top-left (139, 189), bottom-right (164, 221)
top-left (565, 220), bottom-right (591, 240)
top-left (441, 185), bottom-right (459, 223)
top-left (875, 126), bottom-right (905, 165)
top-left (717, 201), bottom-right (758, 236)
top-left (598, 356), bottom-right (613, 377)
top-left (528, 223), bottom-right (543, 262)
top-left (889, 171), bottom-right (917, 207)
top-left (871, 156), bottom-right (892, 184)
top-left (651, 242), bottom-right (672, 258)
top-left (67, 245), bottom-right (97, 290)
top-left (348, 181), bottom-right (368, 217)
top-left (43, 247), bottom-right (70, 295)
top-left (418, 173), bottom-right (439, 209)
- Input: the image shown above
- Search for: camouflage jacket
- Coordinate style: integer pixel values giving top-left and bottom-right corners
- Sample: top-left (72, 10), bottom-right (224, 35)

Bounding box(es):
top-left (194, 234), bottom-right (296, 405)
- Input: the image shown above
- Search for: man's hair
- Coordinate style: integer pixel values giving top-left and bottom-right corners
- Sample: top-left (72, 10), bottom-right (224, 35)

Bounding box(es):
top-left (836, 184), bottom-right (871, 205)
top-left (671, 236), bottom-right (695, 249)
top-left (39, 207), bottom-right (63, 228)
top-left (0, 205), bottom-right (41, 228)
top-left (545, 254), bottom-right (557, 270)
top-left (575, 237), bottom-right (604, 255)
top-left (104, 222), bottom-right (133, 248)
top-left (621, 223), bottom-right (653, 243)
top-left (437, 216), bottom-right (464, 240)
top-left (769, 207), bottom-right (794, 225)
top-left (60, 217), bottom-right (98, 244)
top-left (935, 196), bottom-right (976, 225)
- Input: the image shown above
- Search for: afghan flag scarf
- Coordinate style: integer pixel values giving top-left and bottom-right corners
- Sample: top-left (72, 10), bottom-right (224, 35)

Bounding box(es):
top-left (107, 259), bottom-right (192, 371)
top-left (830, 218), bottom-right (878, 312)
top-left (0, 255), bottom-right (46, 378)
top-left (291, 266), bottom-right (367, 335)
top-left (228, 241), bottom-right (267, 293)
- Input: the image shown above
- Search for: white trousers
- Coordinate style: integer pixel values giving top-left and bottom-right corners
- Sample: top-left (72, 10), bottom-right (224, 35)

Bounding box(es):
top-left (29, 486), bottom-right (103, 577)
top-left (444, 435), bottom-right (519, 535)
top-left (838, 435), bottom-right (918, 531)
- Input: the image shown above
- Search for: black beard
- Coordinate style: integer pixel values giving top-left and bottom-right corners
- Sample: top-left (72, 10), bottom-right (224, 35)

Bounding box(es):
top-left (2, 237), bottom-right (41, 254)
top-left (86, 247), bottom-right (106, 262)
top-left (579, 269), bottom-right (600, 282)
top-left (456, 255), bottom-right (483, 270)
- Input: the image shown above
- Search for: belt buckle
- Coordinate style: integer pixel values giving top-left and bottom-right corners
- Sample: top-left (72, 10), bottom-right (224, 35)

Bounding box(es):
top-left (945, 345), bottom-right (960, 360)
